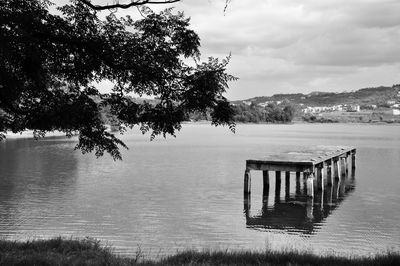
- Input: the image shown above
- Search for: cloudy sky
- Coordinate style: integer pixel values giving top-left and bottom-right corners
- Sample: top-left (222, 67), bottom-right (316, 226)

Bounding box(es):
top-left (96, 0), bottom-right (400, 100)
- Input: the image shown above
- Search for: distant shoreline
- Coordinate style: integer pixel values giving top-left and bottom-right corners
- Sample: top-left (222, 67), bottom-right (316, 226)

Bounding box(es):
top-left (3, 121), bottom-right (399, 140)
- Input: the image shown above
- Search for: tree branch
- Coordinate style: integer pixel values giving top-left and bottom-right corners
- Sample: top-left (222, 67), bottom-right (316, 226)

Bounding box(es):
top-left (77, 0), bottom-right (180, 11)
top-left (224, 0), bottom-right (232, 14)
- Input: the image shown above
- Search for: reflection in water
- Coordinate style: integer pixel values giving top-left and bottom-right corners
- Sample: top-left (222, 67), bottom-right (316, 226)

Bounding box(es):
top-left (1, 124), bottom-right (400, 257)
top-left (0, 137), bottom-right (78, 237)
top-left (244, 171), bottom-right (356, 234)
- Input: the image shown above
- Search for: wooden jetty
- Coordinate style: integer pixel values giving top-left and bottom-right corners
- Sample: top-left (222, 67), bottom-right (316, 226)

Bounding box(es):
top-left (244, 146), bottom-right (356, 198)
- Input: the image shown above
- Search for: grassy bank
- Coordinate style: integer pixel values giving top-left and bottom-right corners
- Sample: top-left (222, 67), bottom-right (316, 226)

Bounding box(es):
top-left (0, 237), bottom-right (399, 266)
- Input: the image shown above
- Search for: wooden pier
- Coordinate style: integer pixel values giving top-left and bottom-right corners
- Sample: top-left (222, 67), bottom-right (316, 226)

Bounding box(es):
top-left (244, 146), bottom-right (356, 198)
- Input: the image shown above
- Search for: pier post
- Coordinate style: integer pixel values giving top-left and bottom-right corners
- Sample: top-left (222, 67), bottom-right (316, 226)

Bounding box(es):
top-left (313, 168), bottom-right (318, 191)
top-left (275, 171), bottom-right (281, 199)
top-left (305, 172), bottom-right (314, 198)
top-left (285, 171), bottom-right (290, 199)
top-left (263, 171), bottom-right (269, 193)
top-left (296, 172), bottom-right (301, 194)
top-left (333, 157), bottom-right (339, 180)
top-left (244, 169), bottom-right (251, 194)
top-left (275, 171), bottom-right (281, 188)
top-left (351, 150), bottom-right (356, 171)
top-left (341, 157), bottom-right (346, 177)
top-left (316, 165), bottom-right (323, 191)
top-left (322, 161), bottom-right (327, 182)
top-left (327, 159), bottom-right (333, 186)
top-left (243, 192), bottom-right (251, 216)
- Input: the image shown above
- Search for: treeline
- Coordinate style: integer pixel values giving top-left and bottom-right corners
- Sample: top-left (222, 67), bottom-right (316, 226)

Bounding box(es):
top-left (233, 103), bottom-right (296, 123)
top-left (99, 98), bottom-right (297, 126)
top-left (187, 103), bottom-right (296, 123)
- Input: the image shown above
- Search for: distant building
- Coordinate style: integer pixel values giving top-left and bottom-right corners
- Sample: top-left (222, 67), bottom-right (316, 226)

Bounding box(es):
top-left (391, 103), bottom-right (400, 108)
top-left (242, 101), bottom-right (252, 106)
top-left (258, 101), bottom-right (271, 107)
top-left (333, 104), bottom-right (343, 111)
top-left (387, 100), bottom-right (396, 105)
top-left (343, 104), bottom-right (360, 112)
top-left (303, 106), bottom-right (333, 113)
top-left (393, 109), bottom-right (400, 116)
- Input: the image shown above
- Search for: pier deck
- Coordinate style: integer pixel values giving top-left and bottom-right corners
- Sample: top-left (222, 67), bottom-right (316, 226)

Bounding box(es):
top-left (244, 146), bottom-right (356, 198)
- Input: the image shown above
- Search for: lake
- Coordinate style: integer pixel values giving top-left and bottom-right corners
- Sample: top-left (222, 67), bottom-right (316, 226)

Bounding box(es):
top-left (1, 123), bottom-right (400, 258)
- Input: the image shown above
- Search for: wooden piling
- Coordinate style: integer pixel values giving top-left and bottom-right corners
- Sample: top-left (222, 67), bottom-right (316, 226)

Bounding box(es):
top-left (244, 169), bottom-right (251, 194)
top-left (296, 172), bottom-right (301, 194)
top-left (275, 171), bottom-right (281, 186)
top-left (351, 150), bottom-right (356, 170)
top-left (306, 173), bottom-right (314, 198)
top-left (243, 192), bottom-right (251, 216)
top-left (323, 161), bottom-right (327, 181)
top-left (333, 157), bottom-right (339, 179)
top-left (263, 170), bottom-right (269, 193)
top-left (341, 157), bottom-right (346, 177)
top-left (275, 171), bottom-right (281, 197)
top-left (345, 153), bottom-right (350, 174)
top-left (316, 165), bottom-right (324, 190)
top-left (274, 171), bottom-right (281, 203)
top-left (285, 171), bottom-right (290, 199)
top-left (327, 159), bottom-right (333, 186)
top-left (285, 171), bottom-right (290, 183)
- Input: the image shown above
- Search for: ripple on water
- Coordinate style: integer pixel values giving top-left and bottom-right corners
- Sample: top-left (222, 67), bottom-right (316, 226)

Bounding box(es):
top-left (1, 124), bottom-right (400, 258)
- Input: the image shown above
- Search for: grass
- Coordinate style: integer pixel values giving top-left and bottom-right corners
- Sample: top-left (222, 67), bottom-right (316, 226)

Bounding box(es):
top-left (0, 237), bottom-right (399, 265)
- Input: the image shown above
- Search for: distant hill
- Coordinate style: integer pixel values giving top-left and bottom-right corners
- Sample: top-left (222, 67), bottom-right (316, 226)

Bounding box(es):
top-left (232, 85), bottom-right (400, 108)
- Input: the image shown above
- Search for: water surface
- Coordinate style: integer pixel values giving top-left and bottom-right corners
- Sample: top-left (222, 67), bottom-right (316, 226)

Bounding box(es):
top-left (0, 124), bottom-right (399, 258)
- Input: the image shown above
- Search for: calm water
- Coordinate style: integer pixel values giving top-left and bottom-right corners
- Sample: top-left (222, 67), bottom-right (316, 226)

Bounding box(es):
top-left (1, 124), bottom-right (400, 258)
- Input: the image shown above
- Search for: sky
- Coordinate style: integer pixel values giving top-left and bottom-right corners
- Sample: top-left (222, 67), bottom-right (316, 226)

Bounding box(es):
top-left (89, 0), bottom-right (400, 100)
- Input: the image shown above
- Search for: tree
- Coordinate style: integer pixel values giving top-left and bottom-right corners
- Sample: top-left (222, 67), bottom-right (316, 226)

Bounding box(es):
top-left (0, 0), bottom-right (237, 160)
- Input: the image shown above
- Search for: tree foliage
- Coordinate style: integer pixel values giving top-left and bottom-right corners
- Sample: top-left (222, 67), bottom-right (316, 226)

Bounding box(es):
top-left (233, 103), bottom-right (296, 123)
top-left (0, 0), bottom-right (237, 160)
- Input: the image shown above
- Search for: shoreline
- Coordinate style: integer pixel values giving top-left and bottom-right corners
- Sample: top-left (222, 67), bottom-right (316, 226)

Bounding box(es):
top-left (0, 237), bottom-right (399, 265)
top-left (2, 121), bottom-right (399, 140)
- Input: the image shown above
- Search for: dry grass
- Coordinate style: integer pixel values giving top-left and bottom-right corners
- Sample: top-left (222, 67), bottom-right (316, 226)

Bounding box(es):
top-left (0, 237), bottom-right (399, 266)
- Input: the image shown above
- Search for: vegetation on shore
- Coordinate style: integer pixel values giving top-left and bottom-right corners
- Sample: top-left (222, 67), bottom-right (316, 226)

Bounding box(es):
top-left (186, 102), bottom-right (297, 124)
top-left (1, 237), bottom-right (399, 266)
top-left (233, 85), bottom-right (400, 108)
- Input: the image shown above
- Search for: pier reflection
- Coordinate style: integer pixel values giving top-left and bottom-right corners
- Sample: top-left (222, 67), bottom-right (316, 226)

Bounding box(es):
top-left (244, 171), bottom-right (355, 234)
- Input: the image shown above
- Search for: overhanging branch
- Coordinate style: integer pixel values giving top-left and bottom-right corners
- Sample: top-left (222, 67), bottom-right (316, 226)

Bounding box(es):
top-left (78, 0), bottom-right (180, 11)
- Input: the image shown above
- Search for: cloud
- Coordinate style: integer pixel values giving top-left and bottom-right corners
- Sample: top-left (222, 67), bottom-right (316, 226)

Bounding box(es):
top-left (170, 0), bottom-right (400, 99)
top-left (68, 0), bottom-right (400, 99)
